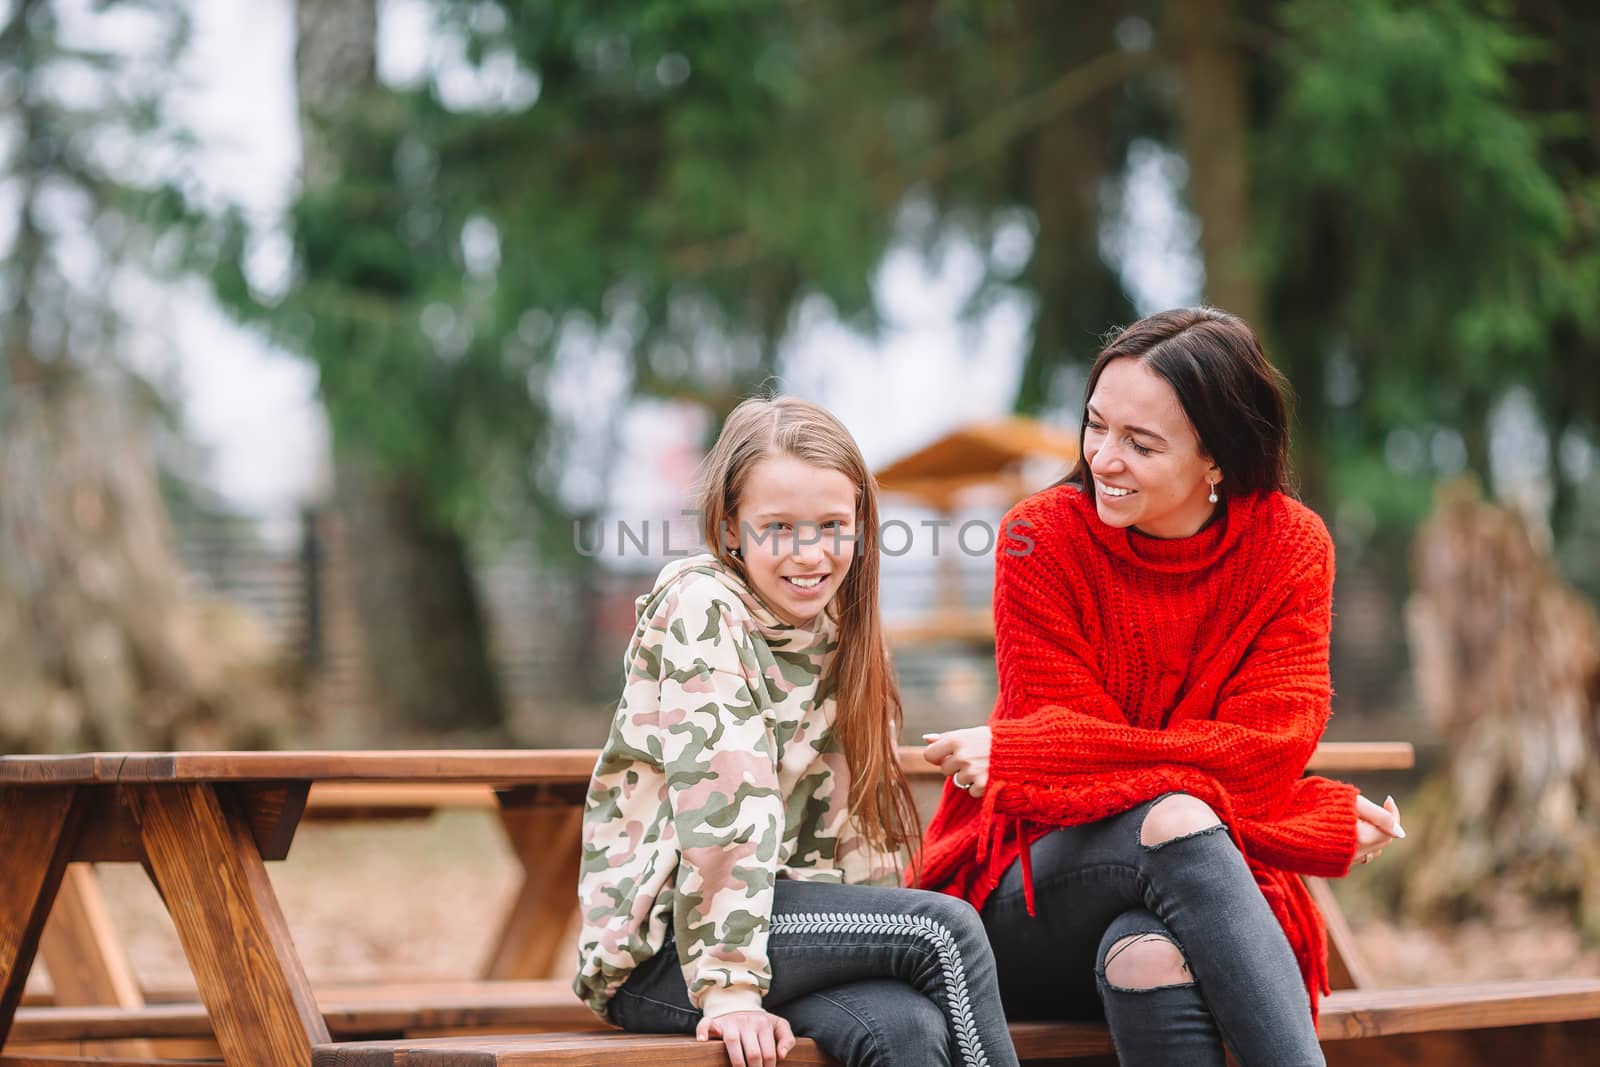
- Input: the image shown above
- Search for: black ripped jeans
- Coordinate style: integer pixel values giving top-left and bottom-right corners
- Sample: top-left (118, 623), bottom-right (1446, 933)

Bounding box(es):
top-left (980, 795), bottom-right (1325, 1067)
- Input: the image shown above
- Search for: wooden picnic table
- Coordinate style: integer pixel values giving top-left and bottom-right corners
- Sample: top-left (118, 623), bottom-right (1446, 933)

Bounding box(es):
top-left (0, 743), bottom-right (1413, 1067)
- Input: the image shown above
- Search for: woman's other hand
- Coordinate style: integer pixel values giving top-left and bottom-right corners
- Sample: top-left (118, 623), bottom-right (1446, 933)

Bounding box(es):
top-left (1354, 794), bottom-right (1405, 865)
top-left (696, 1009), bottom-right (796, 1067)
top-left (922, 727), bottom-right (993, 798)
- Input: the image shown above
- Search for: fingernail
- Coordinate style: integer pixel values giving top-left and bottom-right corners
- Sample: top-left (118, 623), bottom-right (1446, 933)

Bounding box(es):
top-left (1383, 797), bottom-right (1405, 836)
top-left (921, 732), bottom-right (941, 741)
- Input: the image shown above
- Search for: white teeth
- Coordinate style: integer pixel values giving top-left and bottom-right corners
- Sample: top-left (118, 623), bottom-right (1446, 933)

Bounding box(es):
top-left (787, 576), bottom-right (824, 588)
top-left (1100, 484), bottom-right (1134, 497)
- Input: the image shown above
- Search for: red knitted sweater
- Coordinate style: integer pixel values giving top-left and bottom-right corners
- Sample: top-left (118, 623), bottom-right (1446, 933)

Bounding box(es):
top-left (920, 485), bottom-right (1359, 1019)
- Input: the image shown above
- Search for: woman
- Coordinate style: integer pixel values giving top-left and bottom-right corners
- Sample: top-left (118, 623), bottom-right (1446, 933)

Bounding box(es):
top-left (920, 309), bottom-right (1404, 1066)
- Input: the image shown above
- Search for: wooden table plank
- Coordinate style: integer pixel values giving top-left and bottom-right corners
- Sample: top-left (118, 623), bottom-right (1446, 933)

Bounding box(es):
top-left (0, 752), bottom-right (596, 785)
top-left (0, 741), bottom-right (1413, 786)
top-left (1301, 742), bottom-right (1415, 773)
top-left (305, 784), bottom-right (500, 818)
top-left (131, 784), bottom-right (329, 1067)
top-left (0, 757), bottom-right (120, 785)
top-left (125, 751), bottom-right (601, 784)
top-left (0, 1056), bottom-right (221, 1066)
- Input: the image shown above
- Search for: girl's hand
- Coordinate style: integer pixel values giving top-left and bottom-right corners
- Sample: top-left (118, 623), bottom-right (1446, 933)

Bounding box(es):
top-left (922, 727), bottom-right (992, 798)
top-left (1354, 794), bottom-right (1405, 866)
top-left (696, 1009), bottom-right (796, 1067)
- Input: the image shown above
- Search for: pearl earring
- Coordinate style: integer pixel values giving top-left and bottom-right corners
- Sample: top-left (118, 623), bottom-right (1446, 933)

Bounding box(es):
top-left (1208, 483), bottom-right (1219, 504)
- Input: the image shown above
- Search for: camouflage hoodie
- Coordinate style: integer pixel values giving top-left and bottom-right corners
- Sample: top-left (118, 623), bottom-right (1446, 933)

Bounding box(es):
top-left (573, 553), bottom-right (903, 1019)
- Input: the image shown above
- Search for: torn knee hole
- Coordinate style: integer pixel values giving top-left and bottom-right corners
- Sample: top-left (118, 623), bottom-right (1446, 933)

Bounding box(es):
top-left (1140, 793), bottom-right (1224, 848)
top-left (1103, 933), bottom-right (1193, 991)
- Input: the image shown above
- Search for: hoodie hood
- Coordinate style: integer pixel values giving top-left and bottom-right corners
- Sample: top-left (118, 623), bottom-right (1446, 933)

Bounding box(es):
top-left (641, 552), bottom-right (837, 647)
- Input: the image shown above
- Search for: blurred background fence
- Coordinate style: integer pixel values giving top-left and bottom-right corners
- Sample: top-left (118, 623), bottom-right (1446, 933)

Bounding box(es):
top-left (169, 499), bottom-right (1412, 749)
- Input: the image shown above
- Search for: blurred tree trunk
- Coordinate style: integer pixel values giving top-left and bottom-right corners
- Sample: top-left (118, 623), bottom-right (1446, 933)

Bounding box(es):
top-left (1168, 0), bottom-right (1334, 505)
top-left (1396, 482), bottom-right (1600, 931)
top-left (0, 0), bottom-right (291, 751)
top-left (1170, 0), bottom-right (1262, 326)
top-left (329, 460), bottom-right (504, 734)
top-left (1013, 0), bottom-right (1138, 414)
top-left (1508, 0), bottom-right (1600, 545)
top-left (0, 381), bottom-right (295, 751)
top-left (294, 0), bottom-right (504, 735)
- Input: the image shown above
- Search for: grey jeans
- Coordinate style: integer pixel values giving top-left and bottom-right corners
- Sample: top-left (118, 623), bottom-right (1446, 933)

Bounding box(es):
top-left (981, 795), bottom-right (1325, 1067)
top-left (608, 879), bottom-right (1020, 1067)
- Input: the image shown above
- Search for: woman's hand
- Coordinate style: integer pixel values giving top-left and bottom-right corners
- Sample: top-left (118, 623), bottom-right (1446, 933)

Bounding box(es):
top-left (1354, 794), bottom-right (1405, 866)
top-left (696, 1009), bottom-right (796, 1067)
top-left (922, 727), bottom-right (992, 798)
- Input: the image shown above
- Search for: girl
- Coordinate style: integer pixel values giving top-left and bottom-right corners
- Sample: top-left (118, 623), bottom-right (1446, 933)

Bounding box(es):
top-left (575, 397), bottom-right (1019, 1067)
top-left (921, 309), bottom-right (1405, 1066)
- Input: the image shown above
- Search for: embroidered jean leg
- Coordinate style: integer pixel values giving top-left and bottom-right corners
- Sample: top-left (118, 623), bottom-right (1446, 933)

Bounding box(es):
top-left (779, 979), bottom-right (952, 1067)
top-left (766, 880), bottom-right (1020, 1067)
top-left (1095, 909), bottom-right (1224, 1067)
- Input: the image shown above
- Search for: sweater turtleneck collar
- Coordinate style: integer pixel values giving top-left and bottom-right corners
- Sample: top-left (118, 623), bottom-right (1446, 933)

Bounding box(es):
top-left (1065, 483), bottom-right (1260, 574)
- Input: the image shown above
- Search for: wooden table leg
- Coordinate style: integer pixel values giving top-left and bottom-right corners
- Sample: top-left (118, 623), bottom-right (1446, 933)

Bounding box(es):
top-left (1306, 876), bottom-right (1376, 990)
top-left (0, 786), bottom-right (83, 1048)
top-left (480, 806), bottom-right (584, 981)
top-left (130, 783), bottom-right (328, 1067)
top-left (37, 863), bottom-right (153, 1057)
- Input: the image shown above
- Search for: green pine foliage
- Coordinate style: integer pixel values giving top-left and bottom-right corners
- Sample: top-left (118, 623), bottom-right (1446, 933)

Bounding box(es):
top-left (197, 0), bottom-right (1600, 567)
top-left (204, 1), bottom-right (940, 548)
top-left (1257, 0), bottom-right (1598, 532)
top-left (0, 0), bottom-right (196, 395)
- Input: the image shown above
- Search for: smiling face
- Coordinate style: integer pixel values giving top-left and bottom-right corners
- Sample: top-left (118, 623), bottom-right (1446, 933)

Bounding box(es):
top-left (1083, 357), bottom-right (1221, 539)
top-left (727, 452), bottom-right (858, 626)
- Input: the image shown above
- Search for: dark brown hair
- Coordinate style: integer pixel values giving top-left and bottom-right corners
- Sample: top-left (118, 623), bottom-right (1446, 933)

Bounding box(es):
top-left (1065, 307), bottom-right (1295, 500)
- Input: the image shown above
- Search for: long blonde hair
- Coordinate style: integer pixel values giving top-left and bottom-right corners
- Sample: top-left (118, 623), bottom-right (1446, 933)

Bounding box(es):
top-left (697, 396), bottom-right (919, 863)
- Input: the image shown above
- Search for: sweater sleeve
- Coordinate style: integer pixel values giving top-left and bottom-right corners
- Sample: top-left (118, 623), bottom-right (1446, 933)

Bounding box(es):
top-left (989, 511), bottom-right (1353, 838)
top-left (653, 580), bottom-right (783, 1018)
top-left (1235, 775), bottom-right (1359, 876)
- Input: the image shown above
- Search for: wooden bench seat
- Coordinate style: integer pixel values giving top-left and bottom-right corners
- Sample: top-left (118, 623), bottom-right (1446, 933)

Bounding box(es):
top-left (3, 980), bottom-right (597, 1059)
top-left (0, 1057), bottom-right (225, 1066)
top-left (7, 978), bottom-right (1599, 1064)
top-left (298, 978), bottom-right (1600, 1066)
